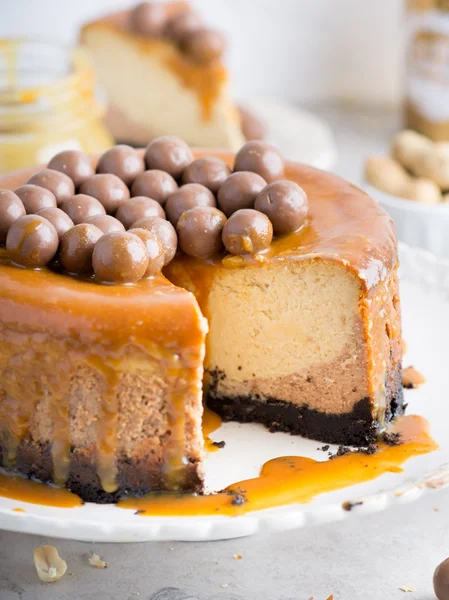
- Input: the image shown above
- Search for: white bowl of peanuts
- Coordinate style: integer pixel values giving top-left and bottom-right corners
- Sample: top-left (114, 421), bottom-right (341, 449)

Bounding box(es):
top-left (365, 130), bottom-right (449, 259)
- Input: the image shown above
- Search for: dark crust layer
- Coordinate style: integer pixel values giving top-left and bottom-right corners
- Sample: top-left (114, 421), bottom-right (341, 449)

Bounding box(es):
top-left (206, 362), bottom-right (404, 447)
top-left (0, 440), bottom-right (203, 504)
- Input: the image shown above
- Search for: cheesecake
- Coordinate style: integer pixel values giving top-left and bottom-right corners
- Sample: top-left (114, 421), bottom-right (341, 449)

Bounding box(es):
top-left (166, 163), bottom-right (403, 446)
top-left (81, 2), bottom-right (246, 150)
top-left (0, 259), bottom-right (206, 502)
top-left (0, 138), bottom-right (403, 503)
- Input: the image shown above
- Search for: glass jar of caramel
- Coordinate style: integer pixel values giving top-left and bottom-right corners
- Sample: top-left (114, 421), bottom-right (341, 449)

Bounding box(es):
top-left (0, 40), bottom-right (113, 174)
top-left (406, 0), bottom-right (449, 140)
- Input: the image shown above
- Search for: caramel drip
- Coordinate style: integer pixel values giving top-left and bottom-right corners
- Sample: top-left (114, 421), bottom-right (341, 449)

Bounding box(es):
top-left (361, 269), bottom-right (402, 418)
top-left (164, 259), bottom-right (216, 385)
top-left (0, 472), bottom-right (82, 508)
top-left (133, 37), bottom-right (227, 121)
top-left (163, 361), bottom-right (187, 489)
top-left (163, 153), bottom-right (398, 293)
top-left (202, 406), bottom-right (222, 452)
top-left (48, 366), bottom-right (72, 486)
top-left (163, 329), bottom-right (206, 488)
top-left (0, 324), bottom-right (72, 484)
top-left (87, 356), bottom-right (120, 494)
top-left (402, 366), bottom-right (427, 389)
top-left (0, 326), bottom-right (46, 467)
top-left (0, 430), bottom-right (20, 470)
top-left (118, 415), bottom-right (437, 516)
top-left (0, 150), bottom-right (399, 498)
top-left (1, 152), bottom-right (398, 293)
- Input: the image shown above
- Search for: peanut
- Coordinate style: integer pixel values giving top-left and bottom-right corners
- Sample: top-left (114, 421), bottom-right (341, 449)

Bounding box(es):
top-left (408, 178), bottom-right (441, 204)
top-left (391, 130), bottom-right (432, 174)
top-left (33, 545), bottom-right (67, 583)
top-left (365, 157), bottom-right (410, 197)
top-left (365, 156), bottom-right (441, 203)
top-left (392, 130), bottom-right (449, 189)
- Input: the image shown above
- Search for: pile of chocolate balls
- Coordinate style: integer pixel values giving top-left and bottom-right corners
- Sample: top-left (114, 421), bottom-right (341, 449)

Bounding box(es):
top-left (0, 137), bottom-right (308, 284)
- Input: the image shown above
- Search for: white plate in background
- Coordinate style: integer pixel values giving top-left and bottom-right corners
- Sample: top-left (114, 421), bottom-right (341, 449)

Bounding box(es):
top-left (0, 243), bottom-right (447, 543)
top-left (366, 183), bottom-right (449, 260)
top-left (241, 100), bottom-right (338, 171)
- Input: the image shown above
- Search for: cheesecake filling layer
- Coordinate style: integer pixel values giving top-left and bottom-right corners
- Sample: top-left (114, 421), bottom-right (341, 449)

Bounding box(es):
top-left (167, 257), bottom-right (403, 445)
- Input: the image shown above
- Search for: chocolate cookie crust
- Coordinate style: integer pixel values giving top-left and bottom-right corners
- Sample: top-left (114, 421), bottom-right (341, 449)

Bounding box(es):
top-left (0, 440), bottom-right (202, 504)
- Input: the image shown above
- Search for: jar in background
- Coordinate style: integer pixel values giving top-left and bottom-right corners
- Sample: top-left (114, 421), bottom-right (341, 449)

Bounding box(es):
top-left (406, 0), bottom-right (449, 140)
top-left (0, 40), bottom-right (113, 174)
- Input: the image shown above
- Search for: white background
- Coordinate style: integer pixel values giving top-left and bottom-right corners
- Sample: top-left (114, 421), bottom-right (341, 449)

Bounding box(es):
top-left (0, 0), bottom-right (404, 104)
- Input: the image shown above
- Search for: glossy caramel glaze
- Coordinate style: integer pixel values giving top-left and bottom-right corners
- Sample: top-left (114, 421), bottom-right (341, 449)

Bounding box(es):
top-left (0, 250), bottom-right (202, 350)
top-left (81, 6), bottom-right (227, 120)
top-left (402, 366), bottom-right (427, 389)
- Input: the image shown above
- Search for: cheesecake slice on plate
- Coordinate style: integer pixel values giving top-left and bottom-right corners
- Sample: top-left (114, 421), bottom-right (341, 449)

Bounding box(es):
top-left (81, 2), bottom-right (246, 150)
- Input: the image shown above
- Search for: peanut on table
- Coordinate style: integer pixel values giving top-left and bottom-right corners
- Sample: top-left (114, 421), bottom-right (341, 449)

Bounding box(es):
top-left (365, 129), bottom-right (449, 204)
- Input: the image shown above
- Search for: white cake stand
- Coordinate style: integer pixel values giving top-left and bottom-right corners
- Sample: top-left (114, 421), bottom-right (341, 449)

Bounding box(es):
top-left (0, 244), bottom-right (448, 542)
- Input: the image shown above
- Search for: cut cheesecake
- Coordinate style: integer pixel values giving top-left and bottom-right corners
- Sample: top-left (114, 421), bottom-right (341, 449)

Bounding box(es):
top-left (0, 144), bottom-right (403, 503)
top-left (166, 160), bottom-right (403, 446)
top-left (81, 5), bottom-right (245, 150)
top-left (0, 253), bottom-right (206, 502)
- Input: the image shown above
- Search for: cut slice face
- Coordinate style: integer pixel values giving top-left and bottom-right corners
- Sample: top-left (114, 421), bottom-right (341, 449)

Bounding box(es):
top-left (166, 256), bottom-right (402, 446)
top-left (164, 153), bottom-right (403, 447)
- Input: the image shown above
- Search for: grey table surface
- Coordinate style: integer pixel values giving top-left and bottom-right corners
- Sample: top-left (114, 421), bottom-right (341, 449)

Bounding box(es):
top-left (1, 102), bottom-right (447, 600)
